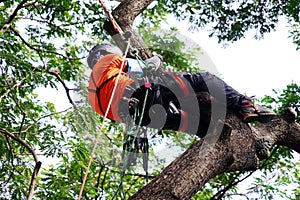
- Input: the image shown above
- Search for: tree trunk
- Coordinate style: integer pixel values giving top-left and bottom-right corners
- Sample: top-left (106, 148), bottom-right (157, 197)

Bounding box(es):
top-left (103, 1), bottom-right (300, 199)
top-left (103, 0), bottom-right (154, 59)
top-left (128, 109), bottom-right (300, 199)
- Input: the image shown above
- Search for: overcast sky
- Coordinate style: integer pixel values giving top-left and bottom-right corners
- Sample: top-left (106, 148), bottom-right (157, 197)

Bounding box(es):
top-left (176, 18), bottom-right (300, 99)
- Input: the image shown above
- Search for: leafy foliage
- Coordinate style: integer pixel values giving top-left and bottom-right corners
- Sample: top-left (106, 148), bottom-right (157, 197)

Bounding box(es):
top-left (139, 26), bottom-right (203, 72)
top-left (0, 0), bottom-right (299, 199)
top-left (146, 0), bottom-right (300, 49)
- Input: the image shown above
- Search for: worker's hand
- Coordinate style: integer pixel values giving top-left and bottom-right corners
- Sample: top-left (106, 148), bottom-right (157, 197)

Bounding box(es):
top-left (144, 55), bottom-right (163, 72)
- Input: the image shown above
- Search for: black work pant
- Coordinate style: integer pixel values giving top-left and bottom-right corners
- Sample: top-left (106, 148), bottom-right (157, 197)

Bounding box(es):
top-left (178, 72), bottom-right (245, 110)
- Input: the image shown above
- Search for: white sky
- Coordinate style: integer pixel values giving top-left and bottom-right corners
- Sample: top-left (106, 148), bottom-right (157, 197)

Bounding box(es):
top-left (175, 18), bottom-right (300, 99)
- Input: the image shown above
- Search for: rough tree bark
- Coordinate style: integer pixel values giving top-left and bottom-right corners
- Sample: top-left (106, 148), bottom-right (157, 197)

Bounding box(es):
top-left (103, 0), bottom-right (153, 59)
top-left (103, 1), bottom-right (300, 199)
top-left (127, 109), bottom-right (300, 200)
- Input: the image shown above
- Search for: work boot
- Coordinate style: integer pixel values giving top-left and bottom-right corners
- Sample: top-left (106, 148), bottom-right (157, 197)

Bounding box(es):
top-left (240, 97), bottom-right (276, 123)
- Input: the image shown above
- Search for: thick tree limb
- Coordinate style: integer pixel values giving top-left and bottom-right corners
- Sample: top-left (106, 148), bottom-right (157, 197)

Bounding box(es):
top-left (129, 109), bottom-right (299, 199)
top-left (129, 136), bottom-right (234, 200)
top-left (256, 108), bottom-right (300, 154)
top-left (103, 0), bottom-right (154, 59)
top-left (112, 0), bottom-right (154, 26)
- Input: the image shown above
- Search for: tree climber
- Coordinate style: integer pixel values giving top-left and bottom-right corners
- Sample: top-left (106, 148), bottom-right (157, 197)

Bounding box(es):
top-left (87, 44), bottom-right (275, 137)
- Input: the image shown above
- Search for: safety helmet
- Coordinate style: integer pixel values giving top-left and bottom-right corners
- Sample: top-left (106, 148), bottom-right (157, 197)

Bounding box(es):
top-left (87, 43), bottom-right (123, 69)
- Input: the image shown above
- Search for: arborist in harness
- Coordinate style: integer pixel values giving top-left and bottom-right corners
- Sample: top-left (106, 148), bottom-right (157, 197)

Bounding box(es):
top-left (87, 43), bottom-right (275, 137)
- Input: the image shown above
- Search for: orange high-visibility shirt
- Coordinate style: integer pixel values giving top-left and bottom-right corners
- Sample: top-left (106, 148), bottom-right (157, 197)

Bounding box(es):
top-left (88, 54), bottom-right (134, 122)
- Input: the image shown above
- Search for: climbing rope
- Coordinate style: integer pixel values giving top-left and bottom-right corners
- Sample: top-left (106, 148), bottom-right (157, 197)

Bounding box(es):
top-left (78, 1), bottom-right (159, 198)
top-left (77, 38), bottom-right (131, 200)
top-left (98, 0), bottom-right (123, 33)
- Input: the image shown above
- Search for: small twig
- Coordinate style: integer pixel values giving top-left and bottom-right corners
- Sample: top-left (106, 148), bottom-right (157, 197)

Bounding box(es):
top-left (100, 167), bottom-right (108, 198)
top-left (18, 112), bottom-right (26, 136)
top-left (48, 70), bottom-right (77, 108)
top-left (223, 193), bottom-right (250, 200)
top-left (27, 63), bottom-right (77, 108)
top-left (7, 28), bottom-right (80, 109)
top-left (3, 171), bottom-right (13, 189)
top-left (6, 93), bottom-right (26, 137)
top-left (17, 15), bottom-right (102, 29)
top-left (10, 27), bottom-right (80, 61)
top-left (173, 132), bottom-right (188, 148)
top-left (103, 166), bottom-right (156, 180)
top-left (22, 0), bottom-right (38, 8)
top-left (4, 135), bottom-right (18, 173)
top-left (124, 176), bottom-right (140, 197)
top-left (95, 165), bottom-right (105, 200)
top-left (21, 107), bottom-right (73, 134)
top-left (0, 76), bottom-right (28, 102)
top-left (210, 171), bottom-right (247, 200)
top-left (3, 136), bottom-right (27, 179)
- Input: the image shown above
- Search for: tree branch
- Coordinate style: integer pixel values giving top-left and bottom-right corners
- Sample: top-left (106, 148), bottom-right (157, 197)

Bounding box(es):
top-left (128, 109), bottom-right (300, 199)
top-left (18, 112), bottom-right (26, 136)
top-left (255, 108), bottom-right (300, 154)
top-left (0, 128), bottom-right (41, 200)
top-left (0, 0), bottom-right (29, 33)
top-left (17, 15), bottom-right (102, 28)
top-left (10, 27), bottom-right (81, 61)
top-left (95, 165), bottom-right (105, 200)
top-left (27, 161), bottom-right (42, 200)
top-left (129, 135), bottom-right (236, 200)
top-left (103, 0), bottom-right (155, 59)
top-left (0, 75), bottom-right (28, 102)
top-left (277, 108), bottom-right (300, 153)
top-left (48, 70), bottom-right (77, 108)
top-left (0, 128), bottom-right (39, 163)
top-left (10, 27), bottom-right (81, 108)
top-left (4, 135), bottom-right (20, 174)
top-left (6, 92), bottom-right (27, 137)
top-left (21, 107), bottom-right (73, 134)
top-left (112, 0), bottom-right (154, 26)
top-left (0, 0), bottom-right (10, 3)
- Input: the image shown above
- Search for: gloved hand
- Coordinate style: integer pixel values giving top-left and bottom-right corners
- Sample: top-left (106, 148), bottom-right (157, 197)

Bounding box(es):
top-left (142, 55), bottom-right (166, 85)
top-left (144, 55), bottom-right (163, 72)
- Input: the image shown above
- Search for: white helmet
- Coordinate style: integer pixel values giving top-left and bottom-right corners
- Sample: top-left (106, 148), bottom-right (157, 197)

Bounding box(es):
top-left (87, 43), bottom-right (123, 69)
